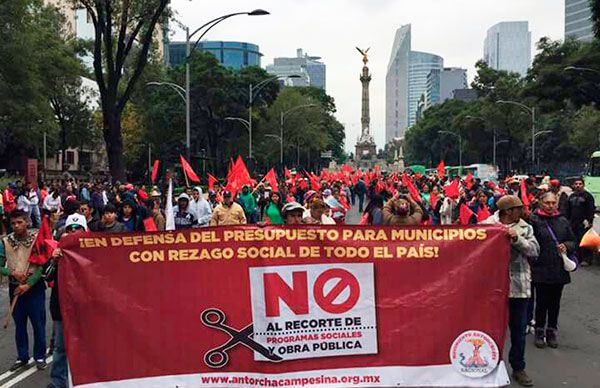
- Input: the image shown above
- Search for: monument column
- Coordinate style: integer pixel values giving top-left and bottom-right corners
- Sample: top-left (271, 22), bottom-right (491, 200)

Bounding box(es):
top-left (354, 47), bottom-right (376, 165)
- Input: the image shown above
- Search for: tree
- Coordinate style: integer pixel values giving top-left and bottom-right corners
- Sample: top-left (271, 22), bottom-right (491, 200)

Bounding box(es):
top-left (592, 0), bottom-right (600, 41)
top-left (0, 0), bottom-right (92, 170)
top-left (76, 0), bottom-right (170, 181)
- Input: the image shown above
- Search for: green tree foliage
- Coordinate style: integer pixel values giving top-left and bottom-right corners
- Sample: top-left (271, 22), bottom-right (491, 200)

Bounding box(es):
top-left (405, 36), bottom-right (600, 174)
top-left (76, 0), bottom-right (170, 181)
top-left (0, 0), bottom-right (94, 170)
top-left (591, 0), bottom-right (600, 41)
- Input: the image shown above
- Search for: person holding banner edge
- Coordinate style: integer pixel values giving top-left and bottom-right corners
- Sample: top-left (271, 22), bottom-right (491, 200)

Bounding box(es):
top-left (482, 195), bottom-right (539, 387)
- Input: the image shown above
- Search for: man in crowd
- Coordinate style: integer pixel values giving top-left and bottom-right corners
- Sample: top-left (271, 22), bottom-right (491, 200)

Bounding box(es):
top-left (482, 196), bottom-right (539, 387)
top-left (174, 193), bottom-right (197, 229)
top-left (383, 193), bottom-right (423, 226)
top-left (566, 178), bottom-right (595, 265)
top-left (0, 210), bottom-right (47, 371)
top-left (189, 187), bottom-right (212, 227)
top-left (282, 202), bottom-right (305, 225)
top-left (79, 200), bottom-right (99, 231)
top-left (97, 204), bottom-right (126, 233)
top-left (354, 177), bottom-right (367, 212)
top-left (210, 191), bottom-right (246, 226)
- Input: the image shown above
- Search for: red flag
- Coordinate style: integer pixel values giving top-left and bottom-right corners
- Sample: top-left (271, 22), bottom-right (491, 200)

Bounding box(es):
top-left (437, 161), bottom-right (446, 179)
top-left (143, 217), bottom-right (158, 232)
top-left (341, 164), bottom-right (353, 174)
top-left (402, 174), bottom-right (422, 203)
top-left (429, 191), bottom-right (438, 209)
top-left (284, 168), bottom-right (292, 179)
top-left (179, 155), bottom-right (200, 183)
top-left (459, 203), bottom-right (475, 225)
top-left (465, 173), bottom-right (475, 190)
top-left (29, 216), bottom-right (53, 265)
top-left (264, 168), bottom-right (279, 192)
top-left (520, 179), bottom-right (530, 207)
top-left (208, 174), bottom-right (218, 191)
top-left (444, 179), bottom-right (460, 199)
top-left (151, 160), bottom-right (160, 183)
top-left (305, 171), bottom-right (320, 191)
top-left (477, 205), bottom-right (492, 223)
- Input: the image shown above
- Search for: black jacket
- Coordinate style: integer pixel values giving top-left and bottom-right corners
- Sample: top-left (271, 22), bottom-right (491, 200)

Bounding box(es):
top-left (529, 212), bottom-right (576, 285)
top-left (566, 190), bottom-right (595, 226)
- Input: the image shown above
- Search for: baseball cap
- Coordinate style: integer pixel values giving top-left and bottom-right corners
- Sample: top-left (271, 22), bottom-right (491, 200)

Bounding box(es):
top-left (223, 191), bottom-right (232, 198)
top-left (282, 202), bottom-right (305, 216)
top-left (65, 214), bottom-right (88, 231)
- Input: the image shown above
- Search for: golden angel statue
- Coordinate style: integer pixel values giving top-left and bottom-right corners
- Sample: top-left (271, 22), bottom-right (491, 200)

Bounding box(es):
top-left (356, 47), bottom-right (370, 65)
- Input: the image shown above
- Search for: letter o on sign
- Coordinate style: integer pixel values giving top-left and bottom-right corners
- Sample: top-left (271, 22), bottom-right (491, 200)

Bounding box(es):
top-left (313, 268), bottom-right (360, 314)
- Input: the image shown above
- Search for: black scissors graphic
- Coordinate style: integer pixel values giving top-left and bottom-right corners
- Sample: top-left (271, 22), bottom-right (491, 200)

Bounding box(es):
top-left (201, 308), bottom-right (283, 368)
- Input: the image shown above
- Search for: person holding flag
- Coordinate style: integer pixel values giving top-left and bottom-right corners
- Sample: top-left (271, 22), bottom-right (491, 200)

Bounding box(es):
top-left (0, 210), bottom-right (48, 371)
top-left (382, 192), bottom-right (423, 226)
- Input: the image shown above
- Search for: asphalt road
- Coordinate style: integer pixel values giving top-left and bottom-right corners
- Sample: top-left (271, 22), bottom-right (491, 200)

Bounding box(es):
top-left (0, 206), bottom-right (599, 387)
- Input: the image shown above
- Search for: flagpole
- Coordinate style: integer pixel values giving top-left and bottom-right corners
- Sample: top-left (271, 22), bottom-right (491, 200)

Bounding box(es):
top-left (183, 169), bottom-right (190, 187)
top-left (251, 175), bottom-right (269, 194)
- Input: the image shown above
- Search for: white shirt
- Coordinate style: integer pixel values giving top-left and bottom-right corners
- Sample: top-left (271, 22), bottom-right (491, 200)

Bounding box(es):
top-left (43, 194), bottom-right (62, 211)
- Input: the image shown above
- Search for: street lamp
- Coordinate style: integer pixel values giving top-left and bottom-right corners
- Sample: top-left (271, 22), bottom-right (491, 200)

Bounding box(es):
top-left (496, 100), bottom-right (540, 168)
top-left (439, 130), bottom-right (462, 168)
top-left (146, 81), bottom-right (186, 103)
top-left (266, 104), bottom-right (317, 167)
top-left (564, 66), bottom-right (600, 75)
top-left (174, 10), bottom-right (269, 161)
top-left (248, 74), bottom-right (301, 159)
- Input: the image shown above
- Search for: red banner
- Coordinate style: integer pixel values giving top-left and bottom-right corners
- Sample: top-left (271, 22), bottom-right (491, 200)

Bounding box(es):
top-left (60, 226), bottom-right (511, 388)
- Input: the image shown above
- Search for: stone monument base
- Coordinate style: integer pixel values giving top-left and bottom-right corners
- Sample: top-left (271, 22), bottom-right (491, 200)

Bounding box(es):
top-left (355, 141), bottom-right (377, 169)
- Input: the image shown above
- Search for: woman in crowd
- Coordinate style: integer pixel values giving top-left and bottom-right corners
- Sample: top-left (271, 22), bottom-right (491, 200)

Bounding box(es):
top-left (362, 194), bottom-right (384, 226)
top-left (529, 191), bottom-right (576, 349)
top-left (262, 191), bottom-right (284, 225)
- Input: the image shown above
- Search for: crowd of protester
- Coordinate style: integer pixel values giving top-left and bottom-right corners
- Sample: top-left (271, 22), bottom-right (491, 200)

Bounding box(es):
top-left (0, 167), bottom-right (597, 388)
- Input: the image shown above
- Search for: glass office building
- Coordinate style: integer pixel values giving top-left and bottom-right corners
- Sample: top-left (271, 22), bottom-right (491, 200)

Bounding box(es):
top-left (167, 41), bottom-right (262, 70)
top-left (385, 25), bottom-right (411, 142)
top-left (565, 0), bottom-right (594, 42)
top-left (408, 51), bottom-right (443, 127)
top-left (484, 22), bottom-right (531, 77)
top-left (266, 49), bottom-right (326, 90)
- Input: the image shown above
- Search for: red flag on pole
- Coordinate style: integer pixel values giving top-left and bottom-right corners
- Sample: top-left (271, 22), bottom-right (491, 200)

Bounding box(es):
top-left (402, 174), bottom-right (422, 203)
top-left (520, 179), bottom-right (530, 207)
top-left (477, 205), bottom-right (492, 223)
top-left (444, 179), bottom-right (460, 199)
top-left (284, 168), bottom-right (292, 180)
top-left (151, 160), bottom-right (160, 184)
top-left (29, 216), bottom-right (53, 265)
top-left (429, 191), bottom-right (438, 209)
top-left (264, 168), bottom-right (279, 192)
top-left (208, 174), bottom-right (218, 191)
top-left (179, 155), bottom-right (200, 183)
top-left (437, 161), bottom-right (446, 179)
top-left (465, 173), bottom-right (475, 190)
top-left (459, 203), bottom-right (475, 225)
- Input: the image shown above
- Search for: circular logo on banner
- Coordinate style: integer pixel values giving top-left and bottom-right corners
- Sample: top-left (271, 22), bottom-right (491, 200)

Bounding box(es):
top-left (450, 330), bottom-right (499, 378)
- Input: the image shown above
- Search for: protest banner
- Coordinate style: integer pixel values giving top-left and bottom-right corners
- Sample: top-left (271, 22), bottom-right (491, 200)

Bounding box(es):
top-left (60, 226), bottom-right (511, 388)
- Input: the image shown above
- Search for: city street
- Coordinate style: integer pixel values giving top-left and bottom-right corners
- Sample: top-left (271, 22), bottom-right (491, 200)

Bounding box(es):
top-left (0, 206), bottom-right (598, 387)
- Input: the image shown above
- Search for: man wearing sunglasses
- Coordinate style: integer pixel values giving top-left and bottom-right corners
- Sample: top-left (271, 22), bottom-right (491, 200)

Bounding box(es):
top-left (46, 214), bottom-right (88, 388)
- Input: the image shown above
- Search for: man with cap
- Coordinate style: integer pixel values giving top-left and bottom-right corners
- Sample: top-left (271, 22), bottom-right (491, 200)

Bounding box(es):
top-left (238, 185), bottom-right (257, 224)
top-left (481, 195), bottom-right (539, 387)
top-left (210, 191), bottom-right (246, 226)
top-left (303, 197), bottom-right (335, 225)
top-left (282, 202), bottom-right (305, 225)
top-left (549, 179), bottom-right (568, 216)
top-left (46, 213), bottom-right (88, 388)
top-left (174, 193), bottom-right (197, 229)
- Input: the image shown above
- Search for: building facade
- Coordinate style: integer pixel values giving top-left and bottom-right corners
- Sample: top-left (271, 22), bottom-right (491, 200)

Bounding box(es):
top-left (385, 25), bottom-right (411, 143)
top-left (426, 67), bottom-right (468, 107)
top-left (408, 51), bottom-right (443, 127)
top-left (266, 49), bottom-right (326, 89)
top-left (167, 41), bottom-right (262, 70)
top-left (565, 0), bottom-right (595, 42)
top-left (484, 21), bottom-right (531, 77)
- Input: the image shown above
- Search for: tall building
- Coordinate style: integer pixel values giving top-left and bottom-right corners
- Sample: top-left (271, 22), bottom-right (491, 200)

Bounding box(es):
top-left (408, 51), bottom-right (443, 127)
top-left (385, 25), bottom-right (411, 142)
top-left (565, 0), bottom-right (595, 42)
top-left (385, 24), bottom-right (444, 142)
top-left (426, 67), bottom-right (468, 107)
top-left (484, 21), bottom-right (531, 77)
top-left (168, 41), bottom-right (262, 69)
top-left (266, 49), bottom-right (326, 89)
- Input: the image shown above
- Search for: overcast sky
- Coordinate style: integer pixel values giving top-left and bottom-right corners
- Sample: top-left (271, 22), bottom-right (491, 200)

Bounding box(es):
top-left (170, 0), bottom-right (565, 152)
